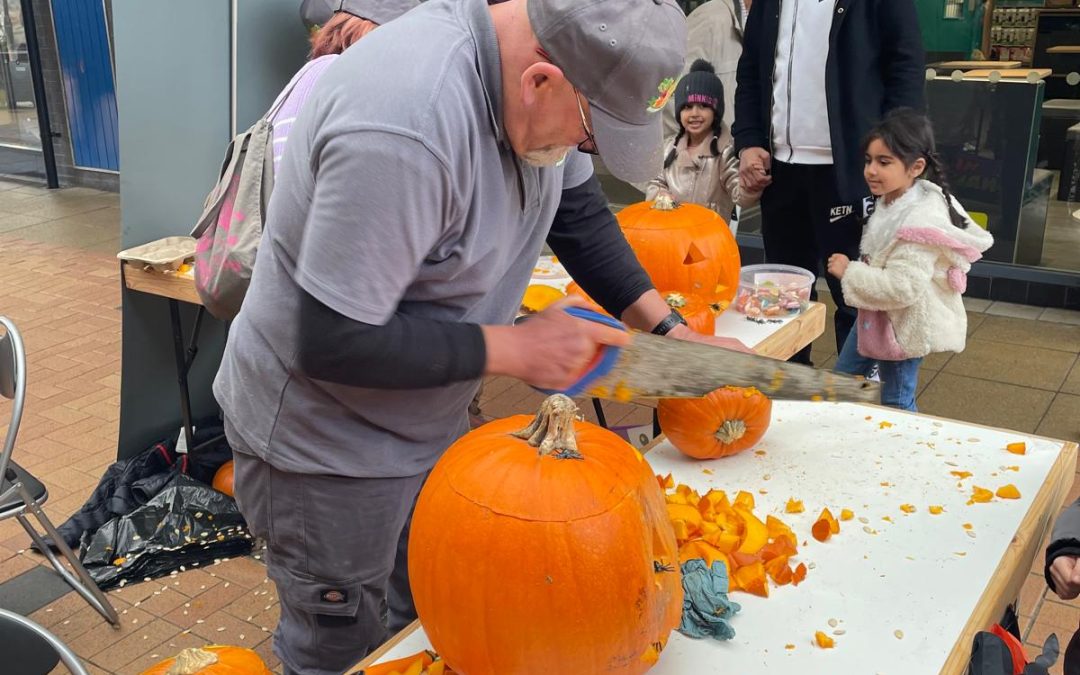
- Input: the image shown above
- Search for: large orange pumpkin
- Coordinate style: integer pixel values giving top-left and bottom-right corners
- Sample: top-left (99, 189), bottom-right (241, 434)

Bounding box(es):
top-left (212, 460), bottom-right (234, 497)
top-left (140, 646), bottom-right (272, 675)
top-left (658, 386), bottom-right (773, 459)
top-left (409, 395), bottom-right (683, 675)
top-left (565, 282), bottom-right (716, 335)
top-left (617, 199), bottom-right (740, 303)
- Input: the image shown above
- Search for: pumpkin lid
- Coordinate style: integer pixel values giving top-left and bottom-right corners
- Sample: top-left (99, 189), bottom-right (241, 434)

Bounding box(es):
top-left (616, 200), bottom-right (727, 231)
top-left (440, 396), bottom-right (652, 522)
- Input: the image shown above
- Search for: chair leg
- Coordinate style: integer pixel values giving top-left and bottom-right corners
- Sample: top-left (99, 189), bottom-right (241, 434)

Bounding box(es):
top-left (16, 500), bottom-right (119, 627)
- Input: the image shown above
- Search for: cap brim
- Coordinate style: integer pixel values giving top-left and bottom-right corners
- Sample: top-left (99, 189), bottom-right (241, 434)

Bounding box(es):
top-left (591, 106), bottom-right (665, 185)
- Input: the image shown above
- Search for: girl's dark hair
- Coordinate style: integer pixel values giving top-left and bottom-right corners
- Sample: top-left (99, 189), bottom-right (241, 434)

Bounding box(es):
top-left (862, 108), bottom-right (968, 229)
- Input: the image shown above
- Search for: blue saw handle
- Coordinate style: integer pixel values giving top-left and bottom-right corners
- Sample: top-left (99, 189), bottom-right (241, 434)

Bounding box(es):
top-left (533, 306), bottom-right (626, 398)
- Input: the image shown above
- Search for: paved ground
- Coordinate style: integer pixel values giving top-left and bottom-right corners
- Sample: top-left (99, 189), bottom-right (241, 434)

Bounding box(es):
top-left (1, 182), bottom-right (1079, 672)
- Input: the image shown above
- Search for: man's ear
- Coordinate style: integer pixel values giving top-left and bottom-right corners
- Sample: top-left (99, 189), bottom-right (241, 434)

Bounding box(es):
top-left (520, 61), bottom-right (565, 107)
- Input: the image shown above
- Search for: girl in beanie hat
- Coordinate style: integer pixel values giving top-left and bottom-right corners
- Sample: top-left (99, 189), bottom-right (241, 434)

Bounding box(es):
top-left (646, 59), bottom-right (759, 233)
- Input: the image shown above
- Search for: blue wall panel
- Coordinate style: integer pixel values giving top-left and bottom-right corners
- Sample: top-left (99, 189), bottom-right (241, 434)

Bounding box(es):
top-left (50, 0), bottom-right (119, 171)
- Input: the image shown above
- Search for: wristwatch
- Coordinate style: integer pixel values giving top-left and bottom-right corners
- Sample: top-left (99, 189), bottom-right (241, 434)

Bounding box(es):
top-left (650, 309), bottom-right (688, 336)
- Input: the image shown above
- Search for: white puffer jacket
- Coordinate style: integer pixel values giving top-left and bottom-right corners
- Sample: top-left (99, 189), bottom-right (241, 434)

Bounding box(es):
top-left (841, 180), bottom-right (995, 358)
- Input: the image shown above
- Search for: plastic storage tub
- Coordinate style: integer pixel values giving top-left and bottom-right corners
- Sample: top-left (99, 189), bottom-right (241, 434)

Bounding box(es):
top-left (733, 264), bottom-right (814, 318)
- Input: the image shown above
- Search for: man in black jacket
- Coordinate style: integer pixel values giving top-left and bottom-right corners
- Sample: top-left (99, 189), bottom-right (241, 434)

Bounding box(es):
top-left (733, 0), bottom-right (925, 363)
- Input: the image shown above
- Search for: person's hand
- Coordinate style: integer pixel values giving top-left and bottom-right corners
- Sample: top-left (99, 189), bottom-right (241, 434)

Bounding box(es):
top-left (482, 298), bottom-right (630, 390)
top-left (667, 323), bottom-right (754, 354)
top-left (827, 253), bottom-right (850, 279)
top-left (739, 147), bottom-right (773, 193)
top-left (1050, 555), bottom-right (1080, 600)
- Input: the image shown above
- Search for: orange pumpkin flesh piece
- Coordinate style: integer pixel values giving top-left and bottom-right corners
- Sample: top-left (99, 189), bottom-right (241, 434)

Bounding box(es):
top-left (968, 486), bottom-right (994, 505)
top-left (140, 646), bottom-right (273, 675)
top-left (811, 508), bottom-right (840, 543)
top-left (658, 387), bottom-right (773, 459)
top-left (409, 396), bottom-right (682, 675)
top-left (1006, 442), bottom-right (1027, 455)
top-left (815, 631), bottom-right (835, 649)
top-left (996, 484), bottom-right (1021, 499)
top-left (617, 200), bottom-right (740, 304)
top-left (360, 651), bottom-right (437, 675)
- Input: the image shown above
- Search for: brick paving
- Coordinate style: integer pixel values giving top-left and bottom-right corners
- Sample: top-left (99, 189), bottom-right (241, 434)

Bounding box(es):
top-left (0, 185), bottom-right (1079, 673)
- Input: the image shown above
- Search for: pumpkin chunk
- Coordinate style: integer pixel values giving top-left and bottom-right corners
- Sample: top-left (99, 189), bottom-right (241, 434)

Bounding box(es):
top-left (996, 484), bottom-right (1021, 500)
top-left (1006, 442), bottom-right (1027, 455)
top-left (840, 509), bottom-right (854, 521)
top-left (967, 485), bottom-right (994, 505)
top-left (785, 498), bottom-right (805, 514)
top-left (900, 504), bottom-right (916, 514)
top-left (929, 505), bottom-right (944, 515)
top-left (811, 508), bottom-right (840, 542)
top-left (815, 631), bottom-right (835, 649)
top-left (950, 470), bottom-right (973, 480)
top-left (734, 562), bottom-right (769, 597)
top-left (792, 562), bottom-right (807, 586)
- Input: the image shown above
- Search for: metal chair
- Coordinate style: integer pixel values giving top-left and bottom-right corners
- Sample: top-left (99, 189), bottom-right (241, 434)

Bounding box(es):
top-left (0, 607), bottom-right (90, 675)
top-left (0, 316), bottom-right (119, 626)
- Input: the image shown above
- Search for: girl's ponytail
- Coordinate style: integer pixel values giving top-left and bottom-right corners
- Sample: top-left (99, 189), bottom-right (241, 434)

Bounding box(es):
top-left (663, 127), bottom-right (684, 170)
top-left (925, 151), bottom-right (968, 230)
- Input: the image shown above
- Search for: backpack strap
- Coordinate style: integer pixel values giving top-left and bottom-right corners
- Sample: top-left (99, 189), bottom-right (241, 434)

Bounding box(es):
top-left (264, 61), bottom-right (317, 123)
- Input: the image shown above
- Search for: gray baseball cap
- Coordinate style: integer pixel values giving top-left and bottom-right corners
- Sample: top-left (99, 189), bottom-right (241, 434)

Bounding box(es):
top-left (300, 0), bottom-right (418, 29)
top-left (528, 0), bottom-right (687, 183)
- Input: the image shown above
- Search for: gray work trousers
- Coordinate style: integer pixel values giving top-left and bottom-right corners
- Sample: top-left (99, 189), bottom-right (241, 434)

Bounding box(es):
top-left (233, 451), bottom-right (427, 675)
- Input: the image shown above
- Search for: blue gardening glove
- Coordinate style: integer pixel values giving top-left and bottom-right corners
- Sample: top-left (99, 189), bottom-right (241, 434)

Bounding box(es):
top-left (678, 558), bottom-right (741, 641)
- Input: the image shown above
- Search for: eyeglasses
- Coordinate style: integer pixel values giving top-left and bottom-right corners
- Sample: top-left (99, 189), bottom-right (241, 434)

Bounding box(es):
top-left (573, 88), bottom-right (598, 156)
top-left (535, 48), bottom-right (598, 156)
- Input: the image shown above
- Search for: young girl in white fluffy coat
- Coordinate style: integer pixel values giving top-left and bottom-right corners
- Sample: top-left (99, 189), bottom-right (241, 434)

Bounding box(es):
top-left (828, 109), bottom-right (994, 411)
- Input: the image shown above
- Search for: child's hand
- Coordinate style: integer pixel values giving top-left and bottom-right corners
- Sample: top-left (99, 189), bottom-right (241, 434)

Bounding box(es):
top-left (827, 253), bottom-right (850, 279)
top-left (1050, 555), bottom-right (1080, 600)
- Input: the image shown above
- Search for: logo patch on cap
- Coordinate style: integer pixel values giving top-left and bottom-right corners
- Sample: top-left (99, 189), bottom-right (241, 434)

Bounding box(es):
top-left (321, 589), bottom-right (348, 604)
top-left (647, 76), bottom-right (679, 113)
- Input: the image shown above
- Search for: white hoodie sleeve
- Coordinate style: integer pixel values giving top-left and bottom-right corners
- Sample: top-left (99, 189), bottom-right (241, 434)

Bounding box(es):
top-left (840, 242), bottom-right (938, 311)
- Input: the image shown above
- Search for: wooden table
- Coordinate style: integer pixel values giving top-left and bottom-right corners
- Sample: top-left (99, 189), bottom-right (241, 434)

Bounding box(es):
top-left (350, 406), bottom-right (1077, 675)
top-left (932, 60), bottom-right (1022, 70)
top-left (121, 260), bottom-right (212, 453)
top-left (1047, 46), bottom-right (1080, 54)
top-left (965, 68), bottom-right (1053, 79)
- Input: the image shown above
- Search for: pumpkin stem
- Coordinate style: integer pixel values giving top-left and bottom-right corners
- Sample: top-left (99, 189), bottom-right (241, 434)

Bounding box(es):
top-left (164, 648), bottom-right (219, 675)
top-left (715, 419), bottom-right (747, 444)
top-left (512, 394), bottom-right (582, 459)
top-left (652, 193), bottom-right (677, 211)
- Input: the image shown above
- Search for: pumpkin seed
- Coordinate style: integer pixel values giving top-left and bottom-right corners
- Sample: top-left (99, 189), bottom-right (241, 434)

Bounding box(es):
top-left (833, 629), bottom-right (846, 636)
top-left (967, 530), bottom-right (977, 538)
top-left (858, 516), bottom-right (869, 524)
top-left (894, 630), bottom-right (904, 639)
top-left (828, 619), bottom-right (838, 627)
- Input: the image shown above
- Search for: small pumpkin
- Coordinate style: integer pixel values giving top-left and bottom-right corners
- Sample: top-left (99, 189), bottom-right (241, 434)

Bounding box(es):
top-left (409, 395), bottom-right (682, 675)
top-left (140, 646), bottom-right (272, 675)
top-left (618, 200), bottom-right (740, 303)
top-left (212, 461), bottom-right (234, 497)
top-left (564, 283), bottom-right (716, 335)
top-left (657, 387), bottom-right (772, 459)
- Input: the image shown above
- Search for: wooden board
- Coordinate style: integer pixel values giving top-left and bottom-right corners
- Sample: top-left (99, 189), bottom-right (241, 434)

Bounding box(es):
top-left (121, 261), bottom-right (201, 305)
top-left (350, 403), bottom-right (1076, 675)
top-left (1047, 46), bottom-right (1080, 54)
top-left (965, 68), bottom-right (1053, 79)
top-left (932, 60), bottom-right (1022, 69)
top-left (726, 301), bottom-right (825, 362)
